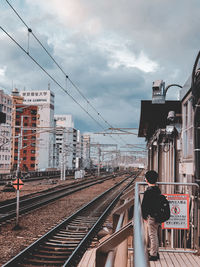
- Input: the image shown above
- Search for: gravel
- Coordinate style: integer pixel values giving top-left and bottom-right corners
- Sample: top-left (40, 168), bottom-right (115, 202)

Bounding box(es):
top-left (0, 176), bottom-right (123, 265)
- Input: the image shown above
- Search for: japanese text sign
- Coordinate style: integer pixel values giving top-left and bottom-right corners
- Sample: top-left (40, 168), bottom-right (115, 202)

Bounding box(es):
top-left (162, 194), bottom-right (189, 230)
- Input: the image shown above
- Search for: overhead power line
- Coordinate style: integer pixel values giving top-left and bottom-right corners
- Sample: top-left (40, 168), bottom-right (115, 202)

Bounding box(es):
top-left (4, 0), bottom-right (128, 146)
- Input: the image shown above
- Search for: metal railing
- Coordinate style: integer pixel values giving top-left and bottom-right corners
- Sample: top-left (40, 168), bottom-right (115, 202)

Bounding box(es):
top-left (134, 181), bottom-right (199, 266)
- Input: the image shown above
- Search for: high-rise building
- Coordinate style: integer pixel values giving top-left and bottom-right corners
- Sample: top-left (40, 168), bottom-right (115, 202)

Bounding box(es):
top-left (19, 90), bottom-right (55, 170)
top-left (0, 89), bottom-right (12, 174)
top-left (82, 134), bottom-right (91, 169)
top-left (54, 115), bottom-right (80, 170)
top-left (13, 104), bottom-right (38, 172)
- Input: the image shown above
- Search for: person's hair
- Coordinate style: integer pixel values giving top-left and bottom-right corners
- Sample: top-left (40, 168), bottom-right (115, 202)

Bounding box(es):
top-left (145, 170), bottom-right (158, 184)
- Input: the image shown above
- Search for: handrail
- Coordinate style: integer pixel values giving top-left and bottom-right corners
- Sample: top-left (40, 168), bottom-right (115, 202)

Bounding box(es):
top-left (134, 181), bottom-right (199, 266)
top-left (134, 182), bottom-right (148, 267)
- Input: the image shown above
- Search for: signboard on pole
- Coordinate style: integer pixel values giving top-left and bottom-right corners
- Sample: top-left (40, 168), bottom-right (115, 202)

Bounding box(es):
top-left (12, 178), bottom-right (24, 190)
top-left (162, 194), bottom-right (189, 230)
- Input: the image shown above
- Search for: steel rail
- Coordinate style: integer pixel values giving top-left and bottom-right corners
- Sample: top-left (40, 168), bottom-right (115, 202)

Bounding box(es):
top-left (2, 171), bottom-right (140, 267)
top-left (64, 171), bottom-right (141, 267)
top-left (0, 173), bottom-right (126, 224)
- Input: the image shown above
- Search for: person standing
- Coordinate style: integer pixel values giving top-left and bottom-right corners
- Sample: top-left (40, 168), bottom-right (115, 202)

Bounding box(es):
top-left (141, 170), bottom-right (161, 261)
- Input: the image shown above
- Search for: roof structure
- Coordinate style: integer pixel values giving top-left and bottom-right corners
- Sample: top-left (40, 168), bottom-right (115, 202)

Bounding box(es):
top-left (138, 100), bottom-right (181, 139)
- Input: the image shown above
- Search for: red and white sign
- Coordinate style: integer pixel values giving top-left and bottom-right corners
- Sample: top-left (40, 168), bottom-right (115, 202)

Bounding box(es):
top-left (162, 194), bottom-right (189, 230)
top-left (12, 178), bottom-right (24, 191)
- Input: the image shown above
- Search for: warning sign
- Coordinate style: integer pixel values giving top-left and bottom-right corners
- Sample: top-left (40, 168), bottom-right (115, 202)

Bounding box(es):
top-left (162, 194), bottom-right (189, 230)
top-left (12, 178), bottom-right (24, 191)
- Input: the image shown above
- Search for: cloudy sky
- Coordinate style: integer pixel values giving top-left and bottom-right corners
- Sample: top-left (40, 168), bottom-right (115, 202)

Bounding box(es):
top-left (0, 0), bottom-right (199, 147)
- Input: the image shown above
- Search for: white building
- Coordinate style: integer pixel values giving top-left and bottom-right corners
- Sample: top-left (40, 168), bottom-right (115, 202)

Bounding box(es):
top-left (82, 134), bottom-right (91, 169)
top-left (0, 90), bottom-right (12, 174)
top-left (20, 90), bottom-right (55, 170)
top-left (54, 115), bottom-right (79, 170)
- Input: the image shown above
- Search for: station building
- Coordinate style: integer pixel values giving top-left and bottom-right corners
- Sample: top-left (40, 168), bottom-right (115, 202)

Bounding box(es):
top-left (138, 74), bottom-right (200, 252)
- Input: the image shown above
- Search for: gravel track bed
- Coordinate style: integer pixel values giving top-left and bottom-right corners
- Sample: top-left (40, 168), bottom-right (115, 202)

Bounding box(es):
top-left (0, 179), bottom-right (76, 202)
top-left (0, 176), bottom-right (123, 265)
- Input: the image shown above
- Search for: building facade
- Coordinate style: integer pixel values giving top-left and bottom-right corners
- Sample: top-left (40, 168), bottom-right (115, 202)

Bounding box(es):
top-left (82, 134), bottom-right (91, 169)
top-left (54, 115), bottom-right (79, 170)
top-left (19, 90), bottom-right (55, 170)
top-left (0, 90), bottom-right (12, 174)
top-left (12, 104), bottom-right (38, 172)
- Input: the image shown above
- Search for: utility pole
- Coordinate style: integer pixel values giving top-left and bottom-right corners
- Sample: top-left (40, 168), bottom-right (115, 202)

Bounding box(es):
top-left (97, 144), bottom-right (101, 177)
top-left (90, 143), bottom-right (117, 176)
top-left (13, 115), bottom-right (23, 230)
top-left (63, 130), bottom-right (66, 180)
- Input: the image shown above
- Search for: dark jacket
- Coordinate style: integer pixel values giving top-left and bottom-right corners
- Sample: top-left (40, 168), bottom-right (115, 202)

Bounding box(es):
top-left (141, 186), bottom-right (161, 219)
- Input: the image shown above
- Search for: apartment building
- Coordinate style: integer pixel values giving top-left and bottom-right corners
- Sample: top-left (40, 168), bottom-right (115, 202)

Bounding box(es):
top-left (20, 90), bottom-right (55, 170)
top-left (54, 115), bottom-right (77, 170)
top-left (0, 90), bottom-right (12, 173)
top-left (82, 134), bottom-right (91, 169)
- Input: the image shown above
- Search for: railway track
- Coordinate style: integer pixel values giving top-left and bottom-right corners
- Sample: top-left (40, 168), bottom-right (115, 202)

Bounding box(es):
top-left (2, 171), bottom-right (140, 267)
top-left (0, 172), bottom-right (126, 224)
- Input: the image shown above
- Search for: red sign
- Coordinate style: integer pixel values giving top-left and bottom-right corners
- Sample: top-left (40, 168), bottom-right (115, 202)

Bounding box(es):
top-left (12, 178), bottom-right (24, 190)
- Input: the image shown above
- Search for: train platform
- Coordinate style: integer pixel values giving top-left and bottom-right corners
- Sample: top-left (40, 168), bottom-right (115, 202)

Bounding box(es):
top-left (78, 240), bottom-right (200, 267)
top-left (149, 249), bottom-right (200, 267)
top-left (78, 176), bottom-right (200, 267)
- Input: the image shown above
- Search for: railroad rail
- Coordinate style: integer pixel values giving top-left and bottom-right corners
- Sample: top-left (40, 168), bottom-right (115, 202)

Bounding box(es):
top-left (0, 172), bottom-right (127, 224)
top-left (2, 171), bottom-right (140, 266)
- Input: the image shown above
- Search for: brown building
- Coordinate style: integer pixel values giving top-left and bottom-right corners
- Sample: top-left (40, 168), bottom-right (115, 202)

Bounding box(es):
top-left (11, 89), bottom-right (39, 172)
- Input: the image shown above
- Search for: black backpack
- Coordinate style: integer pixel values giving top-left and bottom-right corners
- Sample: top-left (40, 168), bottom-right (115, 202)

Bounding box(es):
top-left (154, 194), bottom-right (170, 223)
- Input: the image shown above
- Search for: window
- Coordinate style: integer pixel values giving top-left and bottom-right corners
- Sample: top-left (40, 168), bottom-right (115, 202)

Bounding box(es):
top-left (24, 123), bottom-right (28, 126)
top-left (31, 150), bottom-right (35, 154)
top-left (31, 157), bottom-right (35, 161)
top-left (14, 149), bottom-right (18, 153)
top-left (14, 156), bottom-right (18, 160)
top-left (23, 157), bottom-right (26, 160)
top-left (31, 143), bottom-right (36, 147)
top-left (32, 123), bottom-right (36, 127)
top-left (31, 164), bottom-right (35, 168)
top-left (31, 110), bottom-right (37, 115)
top-left (16, 121), bottom-right (20, 126)
top-left (32, 117), bottom-right (36, 121)
top-left (23, 150), bottom-right (27, 154)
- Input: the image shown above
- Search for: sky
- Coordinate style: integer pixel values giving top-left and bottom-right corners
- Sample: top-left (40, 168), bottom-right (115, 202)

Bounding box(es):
top-left (0, 0), bottom-right (200, 148)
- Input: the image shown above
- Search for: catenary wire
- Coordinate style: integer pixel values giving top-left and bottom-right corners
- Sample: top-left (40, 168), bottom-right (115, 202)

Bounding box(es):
top-left (4, 0), bottom-right (128, 146)
top-left (0, 26), bottom-right (124, 146)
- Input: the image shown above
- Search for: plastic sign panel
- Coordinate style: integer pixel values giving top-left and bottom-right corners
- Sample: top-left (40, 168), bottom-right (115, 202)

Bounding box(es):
top-left (12, 178), bottom-right (24, 191)
top-left (162, 194), bottom-right (189, 230)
